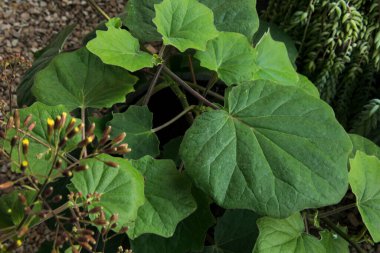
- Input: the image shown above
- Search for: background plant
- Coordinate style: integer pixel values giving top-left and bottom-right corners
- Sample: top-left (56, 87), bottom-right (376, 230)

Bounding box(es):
top-left (0, 0), bottom-right (379, 252)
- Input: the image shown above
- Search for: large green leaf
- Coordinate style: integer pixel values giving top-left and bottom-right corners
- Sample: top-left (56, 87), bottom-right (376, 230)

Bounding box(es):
top-left (70, 154), bottom-right (145, 229)
top-left (180, 81), bottom-right (351, 217)
top-left (349, 151), bottom-right (380, 242)
top-left (0, 190), bottom-right (40, 229)
top-left (194, 32), bottom-right (257, 86)
top-left (130, 187), bottom-right (215, 253)
top-left (199, 0), bottom-right (259, 41)
top-left (32, 48), bottom-right (137, 111)
top-left (128, 156), bottom-right (196, 239)
top-left (204, 209), bottom-right (259, 253)
top-left (17, 24), bottom-right (75, 107)
top-left (107, 106), bottom-right (159, 159)
top-left (124, 0), bottom-right (162, 42)
top-left (349, 134), bottom-right (380, 159)
top-left (253, 32), bottom-right (299, 85)
top-left (320, 228), bottom-right (349, 253)
top-left (153, 0), bottom-right (219, 52)
top-left (87, 18), bottom-right (155, 72)
top-left (3, 102), bottom-right (81, 180)
top-left (254, 213), bottom-right (325, 253)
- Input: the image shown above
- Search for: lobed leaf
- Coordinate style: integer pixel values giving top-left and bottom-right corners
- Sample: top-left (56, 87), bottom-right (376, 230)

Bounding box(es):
top-left (349, 151), bottom-right (380, 242)
top-left (33, 47), bottom-right (137, 111)
top-left (153, 0), bottom-right (219, 52)
top-left (180, 81), bottom-right (351, 217)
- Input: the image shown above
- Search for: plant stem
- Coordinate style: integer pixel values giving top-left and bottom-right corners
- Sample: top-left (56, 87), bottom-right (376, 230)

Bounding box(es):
top-left (152, 106), bottom-right (195, 133)
top-left (169, 81), bottom-right (194, 123)
top-left (318, 203), bottom-right (356, 218)
top-left (86, 0), bottom-right (110, 20)
top-left (188, 54), bottom-right (197, 85)
top-left (187, 82), bottom-right (224, 101)
top-left (199, 72), bottom-right (218, 107)
top-left (162, 66), bottom-right (219, 109)
top-left (321, 217), bottom-right (365, 253)
top-left (143, 46), bottom-right (166, 105)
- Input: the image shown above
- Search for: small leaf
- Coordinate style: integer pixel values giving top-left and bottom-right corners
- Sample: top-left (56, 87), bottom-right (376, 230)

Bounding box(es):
top-left (180, 81), bottom-right (351, 217)
top-left (87, 18), bottom-right (155, 72)
top-left (162, 136), bottom-right (183, 166)
top-left (153, 0), bottom-right (219, 52)
top-left (33, 47), bottom-right (137, 111)
top-left (3, 102), bottom-right (81, 180)
top-left (205, 209), bottom-right (259, 253)
top-left (252, 20), bottom-right (298, 67)
top-left (320, 228), bottom-right (349, 253)
top-left (349, 134), bottom-right (380, 159)
top-left (253, 32), bottom-right (299, 85)
top-left (70, 154), bottom-right (145, 229)
top-left (199, 0), bottom-right (259, 41)
top-left (17, 24), bottom-right (75, 106)
top-left (124, 0), bottom-right (162, 42)
top-left (128, 156), bottom-right (196, 238)
top-left (254, 213), bottom-right (326, 253)
top-left (107, 106), bottom-right (160, 159)
top-left (349, 151), bottom-right (380, 242)
top-left (131, 187), bottom-right (215, 253)
top-left (0, 190), bottom-right (40, 229)
top-left (195, 32), bottom-right (257, 85)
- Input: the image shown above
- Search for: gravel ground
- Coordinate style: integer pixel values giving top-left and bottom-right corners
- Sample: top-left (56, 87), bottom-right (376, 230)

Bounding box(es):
top-left (0, 0), bottom-right (125, 111)
top-left (0, 1), bottom-right (125, 251)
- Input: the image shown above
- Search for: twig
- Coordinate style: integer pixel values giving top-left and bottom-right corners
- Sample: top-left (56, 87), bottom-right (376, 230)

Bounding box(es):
top-left (152, 106), bottom-right (195, 133)
top-left (86, 0), bottom-right (110, 20)
top-left (321, 217), bottom-right (365, 253)
top-left (162, 66), bottom-right (219, 109)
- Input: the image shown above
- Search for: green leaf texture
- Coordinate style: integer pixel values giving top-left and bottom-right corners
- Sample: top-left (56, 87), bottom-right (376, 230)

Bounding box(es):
top-left (70, 154), bottom-right (145, 229)
top-left (199, 0), bottom-right (259, 41)
top-left (33, 48), bottom-right (137, 111)
top-left (107, 106), bottom-right (160, 159)
top-left (87, 18), bottom-right (155, 71)
top-left (153, 0), bottom-right (219, 52)
top-left (180, 81), bottom-right (351, 217)
top-left (253, 32), bottom-right (299, 85)
top-left (130, 187), bottom-right (215, 253)
top-left (349, 151), bottom-right (380, 242)
top-left (195, 32), bottom-right (257, 85)
top-left (254, 213), bottom-right (325, 253)
top-left (128, 156), bottom-right (196, 239)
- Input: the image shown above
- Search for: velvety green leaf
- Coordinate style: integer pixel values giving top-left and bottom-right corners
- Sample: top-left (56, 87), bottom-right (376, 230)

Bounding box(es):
top-left (124, 0), bottom-right (162, 42)
top-left (128, 156), bottom-right (196, 239)
top-left (194, 32), bottom-right (257, 85)
top-left (131, 187), bottom-right (215, 253)
top-left (70, 154), bottom-right (145, 229)
top-left (295, 74), bottom-right (319, 98)
top-left (252, 20), bottom-right (297, 67)
top-left (33, 48), bottom-right (137, 111)
top-left (87, 18), bottom-right (155, 72)
top-left (162, 136), bottom-right (183, 166)
top-left (17, 24), bottom-right (75, 107)
top-left (180, 81), bottom-right (351, 217)
top-left (199, 0), bottom-right (259, 41)
top-left (0, 190), bottom-right (39, 228)
top-left (253, 32), bottom-right (299, 85)
top-left (254, 213), bottom-right (325, 253)
top-left (206, 209), bottom-right (259, 253)
top-left (3, 102), bottom-right (81, 180)
top-left (107, 106), bottom-right (159, 159)
top-left (320, 228), bottom-right (349, 253)
top-left (349, 151), bottom-right (380, 242)
top-left (349, 134), bottom-right (380, 159)
top-left (153, 0), bottom-right (219, 52)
